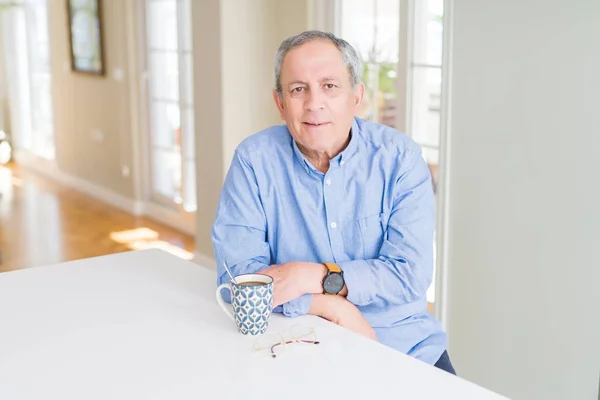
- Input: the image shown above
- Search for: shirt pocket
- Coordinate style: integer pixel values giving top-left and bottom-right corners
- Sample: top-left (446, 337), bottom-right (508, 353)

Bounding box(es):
top-left (357, 212), bottom-right (388, 259)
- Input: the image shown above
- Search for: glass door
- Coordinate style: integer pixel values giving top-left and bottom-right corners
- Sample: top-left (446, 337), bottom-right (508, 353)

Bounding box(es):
top-left (143, 0), bottom-right (196, 219)
top-left (0, 0), bottom-right (54, 161)
top-left (25, 0), bottom-right (54, 160)
top-left (408, 0), bottom-right (444, 191)
top-left (340, 0), bottom-right (401, 127)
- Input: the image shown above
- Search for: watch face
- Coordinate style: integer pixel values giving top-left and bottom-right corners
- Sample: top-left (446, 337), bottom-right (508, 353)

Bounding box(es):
top-left (324, 272), bottom-right (344, 294)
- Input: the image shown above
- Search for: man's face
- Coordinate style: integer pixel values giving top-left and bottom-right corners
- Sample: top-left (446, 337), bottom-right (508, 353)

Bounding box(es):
top-left (274, 40), bottom-right (364, 156)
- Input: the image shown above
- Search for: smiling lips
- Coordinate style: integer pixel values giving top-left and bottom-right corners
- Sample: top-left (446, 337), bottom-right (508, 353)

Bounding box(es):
top-left (303, 122), bottom-right (330, 127)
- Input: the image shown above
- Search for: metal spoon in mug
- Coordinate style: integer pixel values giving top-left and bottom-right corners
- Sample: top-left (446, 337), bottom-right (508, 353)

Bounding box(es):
top-left (223, 260), bottom-right (238, 284)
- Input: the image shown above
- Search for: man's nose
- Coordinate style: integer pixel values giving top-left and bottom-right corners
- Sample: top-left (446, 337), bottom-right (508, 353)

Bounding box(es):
top-left (305, 88), bottom-right (325, 111)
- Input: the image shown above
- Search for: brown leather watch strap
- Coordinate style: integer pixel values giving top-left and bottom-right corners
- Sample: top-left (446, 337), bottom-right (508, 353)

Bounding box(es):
top-left (322, 262), bottom-right (342, 273)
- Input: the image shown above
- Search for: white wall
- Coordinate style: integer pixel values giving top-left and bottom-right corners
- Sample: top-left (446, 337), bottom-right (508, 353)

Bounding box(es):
top-left (445, 1), bottom-right (600, 399)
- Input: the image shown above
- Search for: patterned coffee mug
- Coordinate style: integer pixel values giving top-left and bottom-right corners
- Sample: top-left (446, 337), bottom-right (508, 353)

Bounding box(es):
top-left (216, 273), bottom-right (274, 335)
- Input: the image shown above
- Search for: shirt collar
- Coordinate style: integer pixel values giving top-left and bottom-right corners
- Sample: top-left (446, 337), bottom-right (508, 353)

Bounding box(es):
top-left (291, 117), bottom-right (360, 173)
top-left (292, 137), bottom-right (319, 173)
top-left (332, 117), bottom-right (359, 167)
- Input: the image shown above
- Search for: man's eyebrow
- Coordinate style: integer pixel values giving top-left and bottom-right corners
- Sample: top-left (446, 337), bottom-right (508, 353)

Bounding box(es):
top-left (287, 77), bottom-right (339, 86)
top-left (287, 80), bottom-right (307, 87)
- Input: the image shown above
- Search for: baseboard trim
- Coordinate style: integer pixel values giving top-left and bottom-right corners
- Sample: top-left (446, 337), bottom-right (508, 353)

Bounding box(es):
top-left (15, 151), bottom-right (141, 215)
top-left (193, 251), bottom-right (216, 271)
top-left (15, 151), bottom-right (195, 236)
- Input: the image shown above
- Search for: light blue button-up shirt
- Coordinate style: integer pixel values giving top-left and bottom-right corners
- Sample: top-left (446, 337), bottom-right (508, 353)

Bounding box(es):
top-left (212, 117), bottom-right (447, 364)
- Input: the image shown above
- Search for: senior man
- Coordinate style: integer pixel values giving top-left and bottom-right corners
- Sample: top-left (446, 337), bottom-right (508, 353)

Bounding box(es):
top-left (212, 30), bottom-right (454, 374)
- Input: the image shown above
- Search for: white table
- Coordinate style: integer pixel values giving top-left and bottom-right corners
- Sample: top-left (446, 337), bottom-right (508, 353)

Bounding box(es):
top-left (0, 249), bottom-right (507, 399)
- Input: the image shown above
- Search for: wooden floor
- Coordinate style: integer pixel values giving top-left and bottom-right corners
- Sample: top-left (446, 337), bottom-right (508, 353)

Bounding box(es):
top-left (0, 162), bottom-right (195, 273)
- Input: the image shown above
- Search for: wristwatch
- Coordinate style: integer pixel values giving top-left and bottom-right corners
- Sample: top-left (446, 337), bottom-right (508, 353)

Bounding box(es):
top-left (322, 262), bottom-right (345, 295)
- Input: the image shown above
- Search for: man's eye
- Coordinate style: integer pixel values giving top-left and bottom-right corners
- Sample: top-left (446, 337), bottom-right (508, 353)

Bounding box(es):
top-left (324, 83), bottom-right (336, 89)
top-left (291, 87), bottom-right (304, 93)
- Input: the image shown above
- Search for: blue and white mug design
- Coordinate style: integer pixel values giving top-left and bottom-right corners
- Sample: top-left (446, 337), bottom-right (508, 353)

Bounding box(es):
top-left (216, 273), bottom-right (274, 335)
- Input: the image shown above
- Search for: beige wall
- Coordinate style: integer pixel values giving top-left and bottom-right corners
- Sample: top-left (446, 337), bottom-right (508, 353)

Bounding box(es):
top-left (193, 0), bottom-right (310, 260)
top-left (220, 0), bottom-right (280, 170)
top-left (191, 0), bottom-right (225, 260)
top-left (48, 0), bottom-right (136, 198)
top-left (277, 0), bottom-right (313, 38)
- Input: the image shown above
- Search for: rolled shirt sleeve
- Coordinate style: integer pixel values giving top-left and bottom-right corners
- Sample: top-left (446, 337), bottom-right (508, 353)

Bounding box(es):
top-left (339, 148), bottom-right (435, 309)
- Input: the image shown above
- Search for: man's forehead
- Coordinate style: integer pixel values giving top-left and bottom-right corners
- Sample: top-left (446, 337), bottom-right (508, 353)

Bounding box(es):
top-left (281, 41), bottom-right (348, 82)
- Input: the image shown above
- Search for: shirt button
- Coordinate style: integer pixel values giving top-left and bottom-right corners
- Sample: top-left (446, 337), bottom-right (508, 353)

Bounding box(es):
top-left (325, 178), bottom-right (331, 186)
top-left (330, 222), bottom-right (337, 229)
top-left (340, 160), bottom-right (346, 166)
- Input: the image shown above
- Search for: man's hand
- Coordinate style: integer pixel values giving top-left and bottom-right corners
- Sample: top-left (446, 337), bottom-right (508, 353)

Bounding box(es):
top-left (257, 262), bottom-right (327, 307)
top-left (309, 295), bottom-right (377, 341)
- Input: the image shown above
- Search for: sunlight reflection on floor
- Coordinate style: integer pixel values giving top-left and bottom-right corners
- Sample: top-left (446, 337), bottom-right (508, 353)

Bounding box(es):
top-left (109, 228), bottom-right (194, 260)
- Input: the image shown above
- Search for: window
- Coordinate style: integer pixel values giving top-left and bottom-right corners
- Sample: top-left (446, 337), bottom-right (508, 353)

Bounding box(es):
top-left (409, 0), bottom-right (443, 190)
top-left (144, 0), bottom-right (196, 214)
top-left (340, 0), bottom-right (400, 127)
top-left (25, 0), bottom-right (54, 160)
top-left (1, 0), bottom-right (54, 160)
top-left (339, 0), bottom-right (444, 190)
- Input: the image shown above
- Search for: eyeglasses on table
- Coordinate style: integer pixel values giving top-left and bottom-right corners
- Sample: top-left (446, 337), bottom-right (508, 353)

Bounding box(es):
top-left (253, 324), bottom-right (319, 358)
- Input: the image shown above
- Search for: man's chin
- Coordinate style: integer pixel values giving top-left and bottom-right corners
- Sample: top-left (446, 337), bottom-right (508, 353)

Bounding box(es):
top-left (293, 127), bottom-right (346, 155)
top-left (299, 124), bottom-right (332, 138)
top-left (299, 141), bottom-right (338, 155)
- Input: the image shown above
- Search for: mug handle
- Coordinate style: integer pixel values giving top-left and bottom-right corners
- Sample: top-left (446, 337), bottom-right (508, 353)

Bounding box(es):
top-left (216, 283), bottom-right (235, 321)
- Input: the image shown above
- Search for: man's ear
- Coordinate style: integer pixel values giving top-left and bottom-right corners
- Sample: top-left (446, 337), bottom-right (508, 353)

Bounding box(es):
top-left (273, 90), bottom-right (285, 120)
top-left (353, 83), bottom-right (365, 112)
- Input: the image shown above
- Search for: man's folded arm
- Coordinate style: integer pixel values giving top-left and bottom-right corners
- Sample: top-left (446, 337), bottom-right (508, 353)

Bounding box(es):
top-left (212, 150), bottom-right (312, 317)
top-left (339, 149), bottom-right (436, 308)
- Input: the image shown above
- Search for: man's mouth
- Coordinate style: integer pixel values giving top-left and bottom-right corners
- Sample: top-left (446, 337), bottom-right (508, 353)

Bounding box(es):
top-left (302, 122), bottom-right (329, 127)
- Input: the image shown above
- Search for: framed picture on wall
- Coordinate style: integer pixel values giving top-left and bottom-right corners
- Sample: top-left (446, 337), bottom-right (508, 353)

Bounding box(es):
top-left (66, 0), bottom-right (104, 75)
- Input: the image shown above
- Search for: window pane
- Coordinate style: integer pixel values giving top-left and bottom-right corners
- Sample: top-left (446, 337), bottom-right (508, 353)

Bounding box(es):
top-left (146, 0), bottom-right (178, 50)
top-left (152, 149), bottom-right (181, 199)
top-left (30, 74), bottom-right (53, 142)
top-left (183, 159), bottom-right (197, 212)
top-left (145, 0), bottom-right (196, 212)
top-left (35, 43), bottom-right (50, 72)
top-left (410, 66), bottom-right (441, 147)
top-left (423, 147), bottom-right (439, 167)
top-left (340, 0), bottom-right (400, 127)
top-left (150, 101), bottom-right (180, 150)
top-left (340, 0), bottom-right (400, 63)
top-left (29, 0), bottom-right (49, 41)
top-left (180, 106), bottom-right (195, 160)
top-left (180, 53), bottom-right (194, 106)
top-left (177, 0), bottom-right (192, 52)
top-left (149, 51), bottom-right (179, 101)
top-left (25, 0), bottom-right (54, 160)
top-left (413, 0), bottom-right (444, 66)
top-left (422, 147), bottom-right (439, 193)
top-left (376, 64), bottom-right (398, 128)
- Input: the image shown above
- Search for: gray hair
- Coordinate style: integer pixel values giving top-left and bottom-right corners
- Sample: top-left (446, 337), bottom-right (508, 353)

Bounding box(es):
top-left (274, 30), bottom-right (362, 95)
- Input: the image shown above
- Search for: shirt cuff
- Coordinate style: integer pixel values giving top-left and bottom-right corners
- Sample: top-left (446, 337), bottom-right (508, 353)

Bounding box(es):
top-left (282, 294), bottom-right (313, 317)
top-left (338, 259), bottom-right (376, 307)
